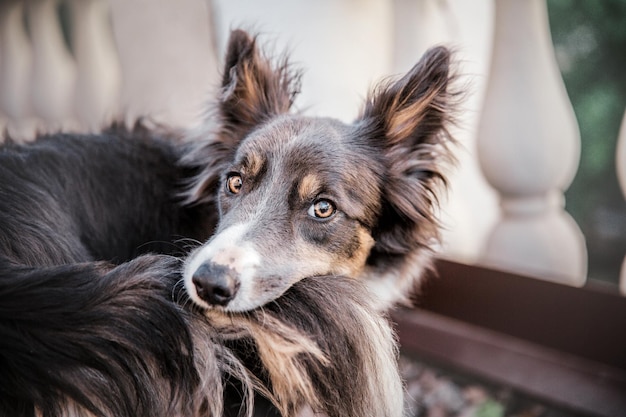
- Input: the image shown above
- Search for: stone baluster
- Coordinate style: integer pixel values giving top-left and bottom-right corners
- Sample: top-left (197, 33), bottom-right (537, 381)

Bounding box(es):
top-left (615, 110), bottom-right (626, 295)
top-left (69, 0), bottom-right (121, 131)
top-left (476, 0), bottom-right (587, 285)
top-left (29, 0), bottom-right (77, 131)
top-left (0, 1), bottom-right (37, 139)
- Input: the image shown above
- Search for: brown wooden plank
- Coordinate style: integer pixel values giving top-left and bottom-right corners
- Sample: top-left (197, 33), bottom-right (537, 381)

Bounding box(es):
top-left (413, 259), bottom-right (626, 369)
top-left (394, 308), bottom-right (626, 417)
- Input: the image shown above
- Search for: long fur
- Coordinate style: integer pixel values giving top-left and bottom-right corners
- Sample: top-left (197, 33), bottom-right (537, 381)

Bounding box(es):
top-left (0, 29), bottom-right (457, 417)
top-left (0, 255), bottom-right (201, 417)
top-left (205, 276), bottom-right (402, 417)
top-left (0, 254), bottom-right (399, 417)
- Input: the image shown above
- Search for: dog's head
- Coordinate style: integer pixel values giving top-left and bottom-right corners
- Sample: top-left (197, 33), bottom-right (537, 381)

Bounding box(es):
top-left (183, 30), bottom-right (455, 312)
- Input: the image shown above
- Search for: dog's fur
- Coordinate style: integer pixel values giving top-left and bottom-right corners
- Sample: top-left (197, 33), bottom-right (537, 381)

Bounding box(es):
top-left (0, 30), bottom-right (456, 417)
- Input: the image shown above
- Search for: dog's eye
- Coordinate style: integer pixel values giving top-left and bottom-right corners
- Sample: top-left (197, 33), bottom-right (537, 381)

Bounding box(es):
top-left (226, 174), bottom-right (243, 194)
top-left (308, 199), bottom-right (336, 219)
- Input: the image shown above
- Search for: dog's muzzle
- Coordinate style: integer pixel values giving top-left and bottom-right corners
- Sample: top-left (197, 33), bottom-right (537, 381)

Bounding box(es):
top-left (191, 262), bottom-right (240, 306)
top-left (184, 223), bottom-right (263, 311)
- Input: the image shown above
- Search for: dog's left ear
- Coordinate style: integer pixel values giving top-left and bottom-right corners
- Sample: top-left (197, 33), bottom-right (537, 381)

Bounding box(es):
top-left (357, 46), bottom-right (456, 257)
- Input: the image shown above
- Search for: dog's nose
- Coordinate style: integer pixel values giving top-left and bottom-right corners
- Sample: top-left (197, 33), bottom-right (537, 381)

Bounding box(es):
top-left (191, 262), bottom-right (239, 306)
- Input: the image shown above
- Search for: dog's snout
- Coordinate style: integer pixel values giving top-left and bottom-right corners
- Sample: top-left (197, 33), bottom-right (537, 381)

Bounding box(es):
top-left (191, 262), bottom-right (239, 306)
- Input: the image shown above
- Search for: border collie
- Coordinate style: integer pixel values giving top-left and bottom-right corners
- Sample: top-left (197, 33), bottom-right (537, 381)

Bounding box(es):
top-left (0, 29), bottom-right (456, 417)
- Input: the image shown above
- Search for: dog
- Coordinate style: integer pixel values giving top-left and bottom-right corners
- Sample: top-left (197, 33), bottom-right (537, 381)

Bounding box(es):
top-left (0, 29), bottom-right (456, 417)
top-left (182, 30), bottom-right (456, 312)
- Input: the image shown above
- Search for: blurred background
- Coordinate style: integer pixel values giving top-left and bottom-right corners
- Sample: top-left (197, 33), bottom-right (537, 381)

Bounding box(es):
top-left (0, 1), bottom-right (625, 415)
top-left (547, 0), bottom-right (626, 288)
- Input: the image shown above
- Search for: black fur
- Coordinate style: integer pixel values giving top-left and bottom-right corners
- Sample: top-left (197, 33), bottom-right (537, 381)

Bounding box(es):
top-left (0, 125), bottom-right (215, 265)
top-left (0, 256), bottom-right (196, 417)
top-left (0, 126), bottom-right (214, 417)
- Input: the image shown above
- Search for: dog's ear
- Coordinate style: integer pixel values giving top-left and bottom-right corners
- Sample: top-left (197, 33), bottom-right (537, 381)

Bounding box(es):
top-left (357, 46), bottom-right (457, 257)
top-left (182, 30), bottom-right (300, 205)
top-left (219, 29), bottom-right (299, 141)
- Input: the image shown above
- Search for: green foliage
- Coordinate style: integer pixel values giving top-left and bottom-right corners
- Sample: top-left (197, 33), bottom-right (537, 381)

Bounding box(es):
top-left (547, 0), bottom-right (626, 284)
top-left (476, 400), bottom-right (505, 417)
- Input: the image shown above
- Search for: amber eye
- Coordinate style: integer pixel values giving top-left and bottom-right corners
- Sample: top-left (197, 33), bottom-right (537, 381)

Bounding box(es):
top-left (308, 199), bottom-right (336, 219)
top-left (226, 174), bottom-right (243, 194)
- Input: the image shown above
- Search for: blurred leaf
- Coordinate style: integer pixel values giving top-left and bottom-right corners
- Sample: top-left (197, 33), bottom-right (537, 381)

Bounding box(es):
top-left (476, 400), bottom-right (505, 417)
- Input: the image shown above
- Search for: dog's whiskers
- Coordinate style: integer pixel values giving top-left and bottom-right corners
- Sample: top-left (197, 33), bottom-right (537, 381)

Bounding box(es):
top-left (173, 237), bottom-right (204, 251)
top-left (171, 278), bottom-right (188, 304)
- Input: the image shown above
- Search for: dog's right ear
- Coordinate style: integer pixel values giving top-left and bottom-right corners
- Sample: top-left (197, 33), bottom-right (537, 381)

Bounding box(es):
top-left (219, 29), bottom-right (300, 142)
top-left (182, 30), bottom-right (300, 205)
top-left (357, 46), bottom-right (457, 259)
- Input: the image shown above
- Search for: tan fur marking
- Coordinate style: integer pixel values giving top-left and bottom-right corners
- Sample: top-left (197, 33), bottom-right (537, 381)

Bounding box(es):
top-left (281, 227), bottom-right (375, 282)
top-left (248, 316), bottom-right (328, 416)
top-left (243, 151), bottom-right (264, 177)
top-left (322, 227), bottom-right (376, 278)
top-left (343, 227), bottom-right (376, 276)
top-left (205, 310), bottom-right (328, 417)
top-left (298, 174), bottom-right (321, 200)
top-left (386, 89), bottom-right (439, 144)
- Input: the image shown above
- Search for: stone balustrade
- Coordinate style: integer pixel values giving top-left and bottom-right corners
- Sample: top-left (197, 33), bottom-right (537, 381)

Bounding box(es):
top-left (0, 0), bottom-right (120, 137)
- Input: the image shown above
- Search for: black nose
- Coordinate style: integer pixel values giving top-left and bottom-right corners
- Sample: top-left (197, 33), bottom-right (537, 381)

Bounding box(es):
top-left (191, 262), bottom-right (239, 306)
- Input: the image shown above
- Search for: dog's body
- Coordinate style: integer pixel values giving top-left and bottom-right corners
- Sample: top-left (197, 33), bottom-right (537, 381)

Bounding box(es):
top-left (0, 30), bottom-right (455, 417)
top-left (0, 128), bottom-right (212, 266)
